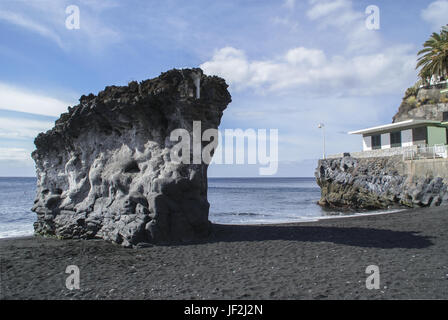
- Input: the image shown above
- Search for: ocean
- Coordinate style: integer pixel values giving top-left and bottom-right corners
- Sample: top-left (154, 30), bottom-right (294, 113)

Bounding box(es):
top-left (208, 177), bottom-right (332, 224)
top-left (0, 177), bottom-right (394, 239)
top-left (0, 177), bottom-right (37, 238)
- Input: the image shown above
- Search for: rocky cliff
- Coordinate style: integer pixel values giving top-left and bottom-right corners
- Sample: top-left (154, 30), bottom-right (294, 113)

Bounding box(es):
top-left (32, 68), bottom-right (231, 247)
top-left (393, 86), bottom-right (448, 123)
top-left (316, 156), bottom-right (448, 210)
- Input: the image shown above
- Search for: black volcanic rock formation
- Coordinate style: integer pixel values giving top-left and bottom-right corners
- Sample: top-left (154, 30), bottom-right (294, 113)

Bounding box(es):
top-left (316, 156), bottom-right (448, 210)
top-left (32, 68), bottom-right (231, 247)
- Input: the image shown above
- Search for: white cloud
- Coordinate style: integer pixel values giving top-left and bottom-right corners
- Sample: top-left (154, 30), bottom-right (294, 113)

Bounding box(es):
top-left (200, 47), bottom-right (251, 87)
top-left (0, 147), bottom-right (35, 177)
top-left (306, 0), bottom-right (350, 20)
top-left (202, 0), bottom-right (417, 96)
top-left (271, 16), bottom-right (300, 32)
top-left (421, 1), bottom-right (448, 31)
top-left (283, 0), bottom-right (296, 10)
top-left (285, 47), bottom-right (326, 66)
top-left (201, 45), bottom-right (416, 96)
top-left (0, 83), bottom-right (73, 117)
top-left (0, 112), bottom-right (56, 172)
top-left (0, 1), bottom-right (122, 52)
top-left (0, 148), bottom-right (31, 161)
top-left (306, 0), bottom-right (379, 53)
top-left (0, 117), bottom-right (54, 140)
top-left (78, 0), bottom-right (121, 12)
top-left (0, 10), bottom-right (64, 47)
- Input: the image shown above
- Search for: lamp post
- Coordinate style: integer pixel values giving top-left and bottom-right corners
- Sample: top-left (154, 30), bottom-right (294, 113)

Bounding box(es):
top-left (318, 123), bottom-right (326, 159)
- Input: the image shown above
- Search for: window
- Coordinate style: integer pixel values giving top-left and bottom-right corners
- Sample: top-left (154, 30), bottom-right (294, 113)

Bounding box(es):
top-left (443, 112), bottom-right (448, 122)
top-left (371, 134), bottom-right (381, 150)
top-left (413, 127), bottom-right (427, 145)
top-left (390, 131), bottom-right (402, 148)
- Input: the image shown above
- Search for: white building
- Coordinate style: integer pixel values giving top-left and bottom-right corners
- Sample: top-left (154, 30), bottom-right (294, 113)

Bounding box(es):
top-left (349, 119), bottom-right (448, 151)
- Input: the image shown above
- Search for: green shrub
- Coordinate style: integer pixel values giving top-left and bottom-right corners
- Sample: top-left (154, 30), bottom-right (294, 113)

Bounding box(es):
top-left (406, 95), bottom-right (418, 106)
top-left (405, 86), bottom-right (418, 98)
top-left (440, 95), bottom-right (448, 103)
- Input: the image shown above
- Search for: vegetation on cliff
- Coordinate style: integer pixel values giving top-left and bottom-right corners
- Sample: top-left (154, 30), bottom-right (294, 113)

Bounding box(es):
top-left (416, 25), bottom-right (448, 83)
top-left (393, 25), bottom-right (448, 122)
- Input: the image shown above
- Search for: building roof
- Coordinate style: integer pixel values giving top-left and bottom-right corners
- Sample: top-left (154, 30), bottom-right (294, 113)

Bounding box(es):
top-left (348, 119), bottom-right (445, 135)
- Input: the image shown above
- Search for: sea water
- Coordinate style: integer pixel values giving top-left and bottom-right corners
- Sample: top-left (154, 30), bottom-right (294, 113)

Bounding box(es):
top-left (0, 177), bottom-right (395, 238)
top-left (208, 177), bottom-right (330, 224)
top-left (0, 177), bottom-right (36, 238)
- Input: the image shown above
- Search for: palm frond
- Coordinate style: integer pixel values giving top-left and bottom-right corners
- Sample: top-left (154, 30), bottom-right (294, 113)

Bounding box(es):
top-left (416, 25), bottom-right (448, 79)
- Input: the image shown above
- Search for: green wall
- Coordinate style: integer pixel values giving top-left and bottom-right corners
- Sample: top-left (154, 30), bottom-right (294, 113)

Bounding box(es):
top-left (427, 126), bottom-right (447, 146)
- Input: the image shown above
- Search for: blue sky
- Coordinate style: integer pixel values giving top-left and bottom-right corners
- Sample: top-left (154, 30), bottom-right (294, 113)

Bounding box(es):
top-left (0, 0), bottom-right (447, 177)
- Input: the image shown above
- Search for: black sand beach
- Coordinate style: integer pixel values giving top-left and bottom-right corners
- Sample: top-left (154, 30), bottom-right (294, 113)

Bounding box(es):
top-left (1, 206), bottom-right (447, 300)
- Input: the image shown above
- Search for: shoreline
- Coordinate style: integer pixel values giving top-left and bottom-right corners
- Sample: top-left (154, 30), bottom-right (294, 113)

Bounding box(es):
top-left (223, 208), bottom-right (407, 226)
top-left (1, 206), bottom-right (447, 299)
top-left (0, 207), bottom-right (406, 240)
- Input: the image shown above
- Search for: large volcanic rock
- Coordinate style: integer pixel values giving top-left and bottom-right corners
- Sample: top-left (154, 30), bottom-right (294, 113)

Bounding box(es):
top-left (32, 68), bottom-right (231, 247)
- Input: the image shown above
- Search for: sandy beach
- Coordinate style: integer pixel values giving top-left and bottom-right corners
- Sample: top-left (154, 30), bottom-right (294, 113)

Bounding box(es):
top-left (1, 206), bottom-right (447, 300)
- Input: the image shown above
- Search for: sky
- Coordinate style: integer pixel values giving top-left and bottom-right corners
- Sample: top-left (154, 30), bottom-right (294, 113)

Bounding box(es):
top-left (0, 0), bottom-right (447, 177)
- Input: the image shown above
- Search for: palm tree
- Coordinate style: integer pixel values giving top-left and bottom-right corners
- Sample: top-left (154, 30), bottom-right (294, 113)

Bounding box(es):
top-left (416, 25), bottom-right (448, 84)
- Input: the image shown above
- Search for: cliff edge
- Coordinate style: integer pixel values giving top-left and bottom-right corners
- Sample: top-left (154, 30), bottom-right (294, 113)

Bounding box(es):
top-left (393, 85), bottom-right (448, 123)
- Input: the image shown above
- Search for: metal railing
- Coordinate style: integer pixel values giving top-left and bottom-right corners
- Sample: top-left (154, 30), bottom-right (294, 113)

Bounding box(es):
top-left (403, 144), bottom-right (448, 161)
top-left (419, 80), bottom-right (448, 90)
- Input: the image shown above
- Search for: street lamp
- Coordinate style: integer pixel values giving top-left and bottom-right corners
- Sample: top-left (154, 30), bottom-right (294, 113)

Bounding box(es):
top-left (318, 123), bottom-right (326, 159)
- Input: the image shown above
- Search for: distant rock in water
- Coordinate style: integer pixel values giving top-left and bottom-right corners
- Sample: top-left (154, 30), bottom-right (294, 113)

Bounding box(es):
top-left (32, 68), bottom-right (231, 247)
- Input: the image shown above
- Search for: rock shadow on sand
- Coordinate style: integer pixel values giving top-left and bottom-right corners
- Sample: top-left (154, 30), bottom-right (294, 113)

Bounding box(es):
top-left (209, 224), bottom-right (434, 249)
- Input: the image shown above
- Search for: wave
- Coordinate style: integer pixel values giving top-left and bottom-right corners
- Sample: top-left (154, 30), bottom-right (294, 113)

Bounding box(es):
top-left (208, 186), bottom-right (319, 192)
top-left (213, 212), bottom-right (272, 217)
top-left (210, 208), bottom-right (405, 225)
top-left (0, 228), bottom-right (34, 239)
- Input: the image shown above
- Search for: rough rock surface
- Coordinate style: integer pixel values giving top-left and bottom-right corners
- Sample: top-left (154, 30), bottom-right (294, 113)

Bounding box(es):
top-left (316, 156), bottom-right (448, 210)
top-left (32, 68), bottom-right (231, 247)
top-left (393, 87), bottom-right (448, 123)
